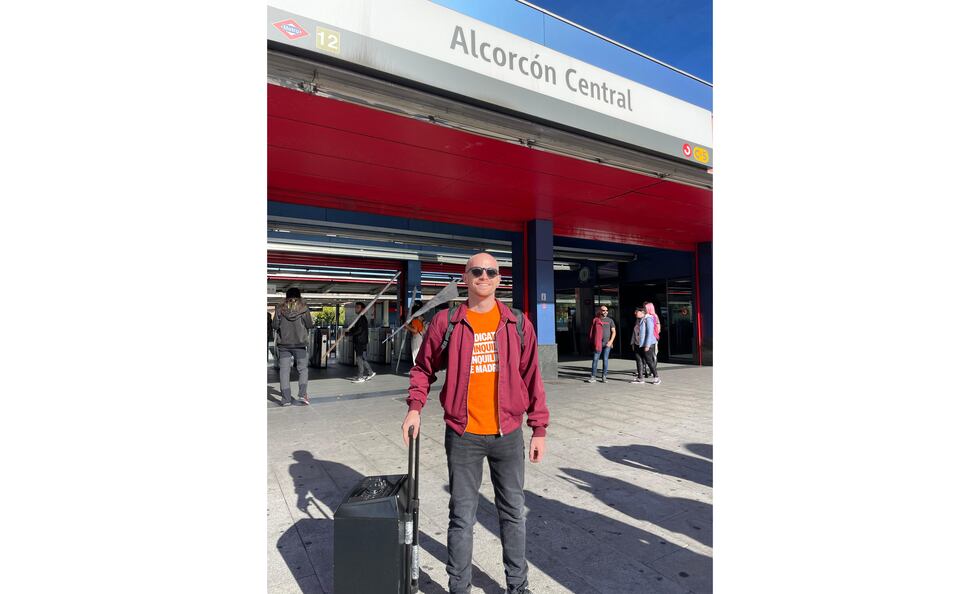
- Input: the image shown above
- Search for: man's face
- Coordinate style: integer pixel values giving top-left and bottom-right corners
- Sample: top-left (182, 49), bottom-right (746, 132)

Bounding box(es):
top-left (354, 304), bottom-right (364, 314)
top-left (464, 253), bottom-right (501, 299)
top-left (635, 310), bottom-right (644, 319)
top-left (599, 307), bottom-right (609, 318)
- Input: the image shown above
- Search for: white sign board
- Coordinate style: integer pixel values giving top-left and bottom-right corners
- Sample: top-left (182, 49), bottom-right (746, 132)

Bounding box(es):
top-left (269, 0), bottom-right (712, 160)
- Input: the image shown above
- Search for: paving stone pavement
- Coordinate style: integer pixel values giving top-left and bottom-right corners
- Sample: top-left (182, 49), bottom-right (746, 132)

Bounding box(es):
top-left (268, 356), bottom-right (712, 593)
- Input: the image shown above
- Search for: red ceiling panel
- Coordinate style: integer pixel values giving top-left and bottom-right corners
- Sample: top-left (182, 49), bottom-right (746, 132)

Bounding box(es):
top-left (268, 84), bottom-right (712, 250)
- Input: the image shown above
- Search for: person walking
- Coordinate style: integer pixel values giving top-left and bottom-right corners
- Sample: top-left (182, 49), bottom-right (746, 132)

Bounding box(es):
top-left (401, 252), bottom-right (549, 594)
top-left (272, 288), bottom-right (314, 405)
top-left (348, 301), bottom-right (375, 383)
top-left (585, 305), bottom-right (616, 383)
top-left (640, 301), bottom-right (663, 377)
top-left (630, 305), bottom-right (660, 385)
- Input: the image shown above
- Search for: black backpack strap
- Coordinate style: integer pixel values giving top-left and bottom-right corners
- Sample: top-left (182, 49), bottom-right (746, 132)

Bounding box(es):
top-left (440, 304), bottom-right (525, 356)
top-left (511, 308), bottom-right (524, 354)
top-left (439, 304), bottom-right (460, 353)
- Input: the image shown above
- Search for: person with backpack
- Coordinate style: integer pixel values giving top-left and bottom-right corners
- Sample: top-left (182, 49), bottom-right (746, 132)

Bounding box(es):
top-left (630, 305), bottom-right (661, 385)
top-left (585, 305), bottom-right (616, 383)
top-left (401, 252), bottom-right (549, 594)
top-left (272, 287), bottom-right (314, 405)
top-left (348, 301), bottom-right (376, 383)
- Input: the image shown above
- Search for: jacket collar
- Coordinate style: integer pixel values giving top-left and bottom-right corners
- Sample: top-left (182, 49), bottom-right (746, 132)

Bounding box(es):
top-left (452, 298), bottom-right (517, 323)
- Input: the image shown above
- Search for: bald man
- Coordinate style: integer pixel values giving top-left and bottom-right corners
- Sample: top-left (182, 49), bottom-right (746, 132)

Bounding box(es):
top-left (402, 252), bottom-right (549, 594)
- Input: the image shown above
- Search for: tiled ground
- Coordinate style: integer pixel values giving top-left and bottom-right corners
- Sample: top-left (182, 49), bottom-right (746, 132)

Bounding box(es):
top-left (268, 356), bottom-right (712, 593)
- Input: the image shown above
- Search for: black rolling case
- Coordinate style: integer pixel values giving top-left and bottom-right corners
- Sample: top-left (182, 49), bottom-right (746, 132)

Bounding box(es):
top-left (334, 427), bottom-right (421, 594)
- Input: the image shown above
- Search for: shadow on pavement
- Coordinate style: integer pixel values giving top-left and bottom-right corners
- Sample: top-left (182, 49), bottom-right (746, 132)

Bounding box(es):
top-left (277, 451), bottom-right (496, 594)
top-left (559, 467), bottom-right (712, 548)
top-left (268, 385), bottom-right (283, 404)
top-left (447, 482), bottom-right (711, 593)
top-left (685, 443), bottom-right (712, 460)
top-left (598, 444), bottom-right (713, 487)
top-left (556, 364), bottom-right (639, 382)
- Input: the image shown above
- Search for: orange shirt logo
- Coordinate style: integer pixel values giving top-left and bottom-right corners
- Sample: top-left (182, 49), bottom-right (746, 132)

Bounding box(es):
top-left (466, 307), bottom-right (501, 434)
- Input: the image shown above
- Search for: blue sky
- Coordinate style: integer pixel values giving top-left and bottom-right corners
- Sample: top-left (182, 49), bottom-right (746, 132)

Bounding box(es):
top-left (528, 0), bottom-right (712, 82)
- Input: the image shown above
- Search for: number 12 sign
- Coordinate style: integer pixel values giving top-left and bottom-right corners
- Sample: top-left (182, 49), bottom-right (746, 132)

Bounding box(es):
top-left (316, 27), bottom-right (341, 53)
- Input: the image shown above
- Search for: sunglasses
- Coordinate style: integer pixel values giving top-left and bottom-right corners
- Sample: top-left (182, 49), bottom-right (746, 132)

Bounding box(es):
top-left (467, 267), bottom-right (499, 279)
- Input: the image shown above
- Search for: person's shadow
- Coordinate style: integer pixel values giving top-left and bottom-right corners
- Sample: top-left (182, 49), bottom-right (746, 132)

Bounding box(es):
top-left (451, 482), bottom-right (711, 593)
top-left (559, 467), bottom-right (712, 548)
top-left (597, 443), bottom-right (713, 487)
top-left (277, 451), bottom-right (498, 594)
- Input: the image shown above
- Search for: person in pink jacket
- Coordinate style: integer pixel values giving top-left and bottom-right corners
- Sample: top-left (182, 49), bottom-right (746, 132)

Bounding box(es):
top-left (401, 252), bottom-right (549, 594)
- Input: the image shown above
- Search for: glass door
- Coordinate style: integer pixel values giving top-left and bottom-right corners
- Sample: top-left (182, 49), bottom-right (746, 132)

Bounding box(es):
top-left (666, 279), bottom-right (695, 362)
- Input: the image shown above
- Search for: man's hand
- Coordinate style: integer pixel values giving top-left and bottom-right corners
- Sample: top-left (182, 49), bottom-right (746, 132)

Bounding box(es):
top-left (606, 340), bottom-right (614, 348)
top-left (644, 346), bottom-right (650, 352)
top-left (402, 409), bottom-right (421, 446)
top-left (529, 436), bottom-right (546, 463)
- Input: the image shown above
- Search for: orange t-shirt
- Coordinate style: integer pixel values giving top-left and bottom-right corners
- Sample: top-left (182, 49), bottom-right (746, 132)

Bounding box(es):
top-left (465, 306), bottom-right (501, 435)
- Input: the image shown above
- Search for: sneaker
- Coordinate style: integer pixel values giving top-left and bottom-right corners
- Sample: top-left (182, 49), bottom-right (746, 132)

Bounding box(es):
top-left (629, 378), bottom-right (644, 384)
top-left (600, 376), bottom-right (607, 383)
top-left (365, 372), bottom-right (377, 381)
top-left (652, 377), bottom-right (662, 385)
top-left (351, 377), bottom-right (366, 383)
top-left (299, 395), bottom-right (310, 405)
top-left (281, 398), bottom-right (292, 406)
top-left (585, 377), bottom-right (596, 383)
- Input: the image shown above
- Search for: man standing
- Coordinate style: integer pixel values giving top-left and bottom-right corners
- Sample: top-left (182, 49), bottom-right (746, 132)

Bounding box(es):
top-left (348, 301), bottom-right (376, 383)
top-left (586, 305), bottom-right (616, 383)
top-left (401, 252), bottom-right (548, 594)
top-left (272, 288), bottom-right (314, 405)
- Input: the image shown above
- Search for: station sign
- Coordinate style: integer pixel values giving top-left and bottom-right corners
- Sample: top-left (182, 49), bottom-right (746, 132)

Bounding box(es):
top-left (268, 0), bottom-right (712, 166)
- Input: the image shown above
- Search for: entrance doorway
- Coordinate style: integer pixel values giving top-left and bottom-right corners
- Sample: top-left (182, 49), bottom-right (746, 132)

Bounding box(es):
top-left (666, 278), bottom-right (695, 362)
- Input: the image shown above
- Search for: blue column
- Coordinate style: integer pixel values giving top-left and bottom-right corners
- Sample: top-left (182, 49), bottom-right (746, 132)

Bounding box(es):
top-left (526, 220), bottom-right (557, 378)
top-left (401, 259), bottom-right (422, 322)
top-left (510, 231), bottom-right (526, 312)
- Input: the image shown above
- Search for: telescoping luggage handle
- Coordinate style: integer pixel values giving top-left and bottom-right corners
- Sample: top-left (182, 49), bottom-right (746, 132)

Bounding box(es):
top-left (406, 426), bottom-right (421, 593)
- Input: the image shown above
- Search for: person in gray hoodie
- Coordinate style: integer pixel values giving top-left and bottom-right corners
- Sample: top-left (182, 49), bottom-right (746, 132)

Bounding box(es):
top-left (272, 288), bottom-right (314, 405)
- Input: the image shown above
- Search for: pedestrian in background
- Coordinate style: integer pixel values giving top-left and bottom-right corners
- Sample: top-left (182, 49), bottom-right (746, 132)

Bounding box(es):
top-left (586, 305), bottom-right (616, 383)
top-left (630, 305), bottom-right (660, 385)
top-left (641, 301), bottom-right (663, 376)
top-left (273, 288), bottom-right (314, 405)
top-left (348, 301), bottom-right (376, 383)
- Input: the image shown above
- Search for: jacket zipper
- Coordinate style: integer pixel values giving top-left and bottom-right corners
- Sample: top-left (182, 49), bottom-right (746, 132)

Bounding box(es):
top-left (494, 316), bottom-right (510, 436)
top-left (460, 313), bottom-right (471, 435)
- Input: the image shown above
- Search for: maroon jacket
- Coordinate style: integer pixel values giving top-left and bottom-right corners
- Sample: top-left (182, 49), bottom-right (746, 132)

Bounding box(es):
top-left (587, 316), bottom-right (611, 352)
top-left (407, 299), bottom-right (550, 438)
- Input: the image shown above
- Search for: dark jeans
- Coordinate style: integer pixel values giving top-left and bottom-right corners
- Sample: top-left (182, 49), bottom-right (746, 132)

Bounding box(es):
top-left (278, 346), bottom-right (308, 402)
top-left (633, 345), bottom-right (658, 378)
top-left (355, 346), bottom-right (373, 376)
top-left (591, 346), bottom-right (611, 377)
top-left (445, 426), bottom-right (528, 594)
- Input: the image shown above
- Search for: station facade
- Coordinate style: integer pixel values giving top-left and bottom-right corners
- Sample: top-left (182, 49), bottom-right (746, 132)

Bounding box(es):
top-left (267, 0), bottom-right (713, 377)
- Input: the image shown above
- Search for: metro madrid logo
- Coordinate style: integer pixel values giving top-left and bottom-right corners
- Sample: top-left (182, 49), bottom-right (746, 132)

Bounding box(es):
top-left (682, 143), bottom-right (710, 163)
top-left (273, 19), bottom-right (309, 40)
